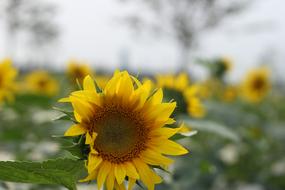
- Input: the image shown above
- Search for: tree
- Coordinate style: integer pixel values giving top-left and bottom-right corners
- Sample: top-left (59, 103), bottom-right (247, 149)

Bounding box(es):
top-left (120, 0), bottom-right (249, 71)
top-left (0, 0), bottom-right (59, 65)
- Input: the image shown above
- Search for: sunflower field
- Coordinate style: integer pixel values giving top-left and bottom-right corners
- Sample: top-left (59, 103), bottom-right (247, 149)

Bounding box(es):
top-left (0, 56), bottom-right (284, 190)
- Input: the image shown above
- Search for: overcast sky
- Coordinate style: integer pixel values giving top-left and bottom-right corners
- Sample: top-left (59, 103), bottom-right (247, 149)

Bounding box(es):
top-left (0, 0), bottom-right (284, 81)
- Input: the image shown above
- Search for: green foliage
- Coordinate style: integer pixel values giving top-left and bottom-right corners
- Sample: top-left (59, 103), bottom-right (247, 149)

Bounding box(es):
top-left (56, 135), bottom-right (90, 160)
top-left (182, 118), bottom-right (240, 142)
top-left (53, 106), bottom-right (76, 123)
top-left (0, 158), bottom-right (86, 190)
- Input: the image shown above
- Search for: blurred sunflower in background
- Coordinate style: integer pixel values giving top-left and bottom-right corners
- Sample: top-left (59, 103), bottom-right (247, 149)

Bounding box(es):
top-left (222, 85), bottom-right (238, 102)
top-left (200, 78), bottom-right (224, 99)
top-left (0, 58), bottom-right (18, 104)
top-left (60, 71), bottom-right (188, 190)
top-left (156, 73), bottom-right (205, 118)
top-left (241, 67), bottom-right (271, 103)
top-left (67, 59), bottom-right (93, 83)
top-left (24, 71), bottom-right (59, 97)
top-left (156, 72), bottom-right (189, 92)
top-left (184, 86), bottom-right (206, 118)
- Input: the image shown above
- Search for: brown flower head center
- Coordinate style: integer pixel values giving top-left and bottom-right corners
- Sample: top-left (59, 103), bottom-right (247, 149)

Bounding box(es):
top-left (252, 77), bottom-right (265, 91)
top-left (0, 75), bottom-right (3, 87)
top-left (89, 102), bottom-right (149, 164)
top-left (38, 78), bottom-right (49, 89)
top-left (73, 67), bottom-right (85, 80)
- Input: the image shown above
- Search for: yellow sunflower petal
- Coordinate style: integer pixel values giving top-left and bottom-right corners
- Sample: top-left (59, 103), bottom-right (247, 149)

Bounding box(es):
top-left (115, 181), bottom-right (127, 190)
top-left (147, 102), bottom-right (176, 122)
top-left (87, 154), bottom-right (102, 173)
top-left (70, 97), bottom-right (94, 120)
top-left (114, 164), bottom-right (127, 185)
top-left (141, 149), bottom-right (174, 166)
top-left (148, 88), bottom-right (163, 105)
top-left (71, 90), bottom-right (101, 106)
top-left (97, 161), bottom-right (112, 189)
top-left (104, 71), bottom-right (121, 95)
top-left (106, 167), bottom-right (115, 190)
top-left (131, 75), bottom-right (143, 87)
top-left (58, 97), bottom-right (70, 102)
top-left (85, 132), bottom-right (97, 144)
top-left (165, 118), bottom-right (176, 125)
top-left (74, 111), bottom-right (82, 122)
top-left (133, 81), bottom-right (152, 110)
top-left (133, 159), bottom-right (157, 190)
top-left (150, 169), bottom-right (162, 184)
top-left (116, 71), bottom-right (134, 99)
top-left (85, 132), bottom-right (92, 144)
top-left (125, 162), bottom-right (139, 179)
top-left (150, 126), bottom-right (182, 139)
top-left (90, 147), bottom-right (98, 154)
top-left (83, 75), bottom-right (95, 91)
top-left (151, 139), bottom-right (189, 156)
top-left (64, 124), bottom-right (86, 136)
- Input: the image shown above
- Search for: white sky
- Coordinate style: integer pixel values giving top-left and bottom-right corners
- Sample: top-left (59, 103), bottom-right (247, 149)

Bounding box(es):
top-left (0, 0), bottom-right (284, 81)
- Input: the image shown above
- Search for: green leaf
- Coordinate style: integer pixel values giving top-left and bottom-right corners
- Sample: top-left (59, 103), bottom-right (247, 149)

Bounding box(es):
top-left (152, 166), bottom-right (171, 174)
top-left (65, 145), bottom-right (85, 159)
top-left (64, 144), bottom-right (89, 159)
top-left (53, 107), bottom-right (76, 123)
top-left (76, 79), bottom-right (83, 90)
top-left (181, 118), bottom-right (240, 142)
top-left (53, 107), bottom-right (73, 115)
top-left (170, 130), bottom-right (198, 141)
top-left (0, 158), bottom-right (86, 190)
top-left (52, 135), bottom-right (77, 147)
top-left (53, 114), bottom-right (73, 121)
top-left (60, 135), bottom-right (89, 159)
top-left (93, 79), bottom-right (103, 93)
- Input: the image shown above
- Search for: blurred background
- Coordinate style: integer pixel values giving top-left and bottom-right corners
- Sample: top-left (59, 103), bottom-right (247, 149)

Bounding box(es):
top-left (0, 0), bottom-right (285, 190)
top-left (0, 0), bottom-right (285, 79)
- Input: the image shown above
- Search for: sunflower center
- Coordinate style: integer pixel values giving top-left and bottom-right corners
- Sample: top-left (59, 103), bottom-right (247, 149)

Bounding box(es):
top-left (91, 104), bottom-right (149, 164)
top-left (73, 68), bottom-right (85, 79)
top-left (38, 79), bottom-right (48, 89)
top-left (0, 75), bottom-right (3, 87)
top-left (252, 77), bottom-right (265, 90)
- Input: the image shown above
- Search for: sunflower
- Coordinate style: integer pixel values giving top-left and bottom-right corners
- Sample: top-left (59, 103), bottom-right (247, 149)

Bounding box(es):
top-left (156, 73), bottom-right (188, 92)
top-left (60, 71), bottom-right (188, 190)
top-left (0, 58), bottom-right (18, 104)
top-left (183, 86), bottom-right (205, 118)
top-left (241, 67), bottom-right (270, 102)
top-left (67, 60), bottom-right (93, 83)
top-left (156, 73), bottom-right (205, 118)
top-left (200, 78), bottom-right (223, 99)
top-left (25, 71), bottom-right (59, 96)
top-left (222, 85), bottom-right (238, 102)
